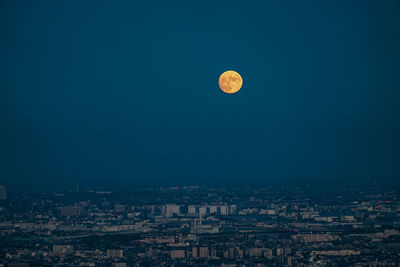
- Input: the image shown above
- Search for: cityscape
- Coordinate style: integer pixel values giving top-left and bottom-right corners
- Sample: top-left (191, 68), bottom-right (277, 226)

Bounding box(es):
top-left (2, 1), bottom-right (400, 266)
top-left (1, 183), bottom-right (399, 266)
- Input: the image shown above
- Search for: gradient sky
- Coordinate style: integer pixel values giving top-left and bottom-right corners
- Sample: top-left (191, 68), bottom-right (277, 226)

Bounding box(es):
top-left (1, 0), bottom-right (400, 188)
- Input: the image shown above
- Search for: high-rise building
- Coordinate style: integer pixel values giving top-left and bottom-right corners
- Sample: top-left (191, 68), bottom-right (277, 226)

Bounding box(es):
top-left (0, 186), bottom-right (6, 200)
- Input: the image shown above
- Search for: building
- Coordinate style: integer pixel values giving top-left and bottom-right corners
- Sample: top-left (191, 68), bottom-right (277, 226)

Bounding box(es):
top-left (115, 204), bottom-right (127, 212)
top-left (191, 223), bottom-right (219, 234)
top-left (163, 204), bottom-right (181, 217)
top-left (188, 205), bottom-right (229, 215)
top-left (284, 247), bottom-right (292, 255)
top-left (210, 248), bottom-right (217, 257)
top-left (199, 247), bottom-right (209, 258)
top-left (250, 248), bottom-right (264, 257)
top-left (264, 249), bottom-right (273, 259)
top-left (59, 205), bottom-right (84, 216)
top-left (287, 256), bottom-right (293, 266)
top-left (292, 233), bottom-right (339, 242)
top-left (53, 245), bottom-right (74, 256)
top-left (107, 249), bottom-right (124, 258)
top-left (171, 250), bottom-right (185, 259)
top-left (192, 247), bottom-right (198, 258)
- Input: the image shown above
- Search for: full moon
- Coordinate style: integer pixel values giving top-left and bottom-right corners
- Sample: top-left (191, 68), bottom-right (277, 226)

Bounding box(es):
top-left (218, 70), bottom-right (243, 94)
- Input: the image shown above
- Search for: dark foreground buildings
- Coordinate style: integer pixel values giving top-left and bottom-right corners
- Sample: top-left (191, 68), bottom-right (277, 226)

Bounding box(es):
top-left (0, 183), bottom-right (399, 266)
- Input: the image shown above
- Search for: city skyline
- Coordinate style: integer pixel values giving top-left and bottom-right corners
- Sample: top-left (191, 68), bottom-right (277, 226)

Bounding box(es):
top-left (1, 183), bottom-right (399, 266)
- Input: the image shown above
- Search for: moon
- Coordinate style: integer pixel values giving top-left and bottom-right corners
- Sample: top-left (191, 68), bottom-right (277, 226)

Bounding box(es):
top-left (218, 70), bottom-right (243, 94)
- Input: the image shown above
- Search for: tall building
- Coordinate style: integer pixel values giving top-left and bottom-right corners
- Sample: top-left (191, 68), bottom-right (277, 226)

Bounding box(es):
top-left (199, 247), bottom-right (209, 258)
top-left (264, 249), bottom-right (273, 259)
top-left (192, 247), bottom-right (198, 258)
top-left (0, 186), bottom-right (6, 200)
top-left (171, 250), bottom-right (185, 259)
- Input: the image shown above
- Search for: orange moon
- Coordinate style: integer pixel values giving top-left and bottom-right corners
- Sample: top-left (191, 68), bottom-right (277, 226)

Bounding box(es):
top-left (218, 70), bottom-right (243, 94)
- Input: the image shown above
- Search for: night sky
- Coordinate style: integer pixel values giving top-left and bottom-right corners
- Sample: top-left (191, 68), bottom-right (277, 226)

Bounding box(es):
top-left (1, 1), bottom-right (400, 188)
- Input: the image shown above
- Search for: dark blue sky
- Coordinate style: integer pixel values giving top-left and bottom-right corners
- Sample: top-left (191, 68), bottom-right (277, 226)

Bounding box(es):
top-left (1, 0), bottom-right (400, 188)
